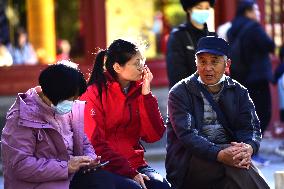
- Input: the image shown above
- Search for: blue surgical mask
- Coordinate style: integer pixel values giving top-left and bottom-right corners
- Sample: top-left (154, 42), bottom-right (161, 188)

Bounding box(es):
top-left (191, 10), bottom-right (210, 25)
top-left (52, 100), bottom-right (73, 115)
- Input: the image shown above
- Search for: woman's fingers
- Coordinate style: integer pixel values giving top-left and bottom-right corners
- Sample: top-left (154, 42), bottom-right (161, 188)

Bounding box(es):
top-left (133, 173), bottom-right (149, 189)
top-left (142, 174), bottom-right (150, 181)
top-left (143, 66), bottom-right (153, 81)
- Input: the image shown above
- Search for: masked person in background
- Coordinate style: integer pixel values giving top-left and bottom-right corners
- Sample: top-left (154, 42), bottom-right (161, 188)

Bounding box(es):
top-left (166, 0), bottom-right (216, 88)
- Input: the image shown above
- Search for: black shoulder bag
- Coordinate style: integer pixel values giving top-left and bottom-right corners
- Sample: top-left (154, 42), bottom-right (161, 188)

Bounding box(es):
top-left (193, 78), bottom-right (235, 140)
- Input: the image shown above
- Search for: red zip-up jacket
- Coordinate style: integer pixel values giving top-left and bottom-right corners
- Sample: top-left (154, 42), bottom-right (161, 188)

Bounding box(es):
top-left (80, 73), bottom-right (165, 178)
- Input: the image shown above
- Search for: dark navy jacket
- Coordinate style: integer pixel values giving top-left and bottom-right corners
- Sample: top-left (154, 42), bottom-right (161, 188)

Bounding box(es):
top-left (227, 16), bottom-right (275, 84)
top-left (166, 22), bottom-right (214, 88)
top-left (165, 74), bottom-right (261, 188)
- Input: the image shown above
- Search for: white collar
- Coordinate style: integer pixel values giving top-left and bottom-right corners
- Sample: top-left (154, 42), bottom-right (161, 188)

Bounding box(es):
top-left (197, 74), bottom-right (226, 87)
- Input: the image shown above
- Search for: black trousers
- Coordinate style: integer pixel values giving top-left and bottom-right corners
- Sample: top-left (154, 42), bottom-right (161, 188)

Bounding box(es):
top-left (70, 166), bottom-right (170, 189)
top-left (245, 80), bottom-right (271, 134)
top-left (181, 156), bottom-right (270, 189)
top-left (70, 169), bottom-right (140, 189)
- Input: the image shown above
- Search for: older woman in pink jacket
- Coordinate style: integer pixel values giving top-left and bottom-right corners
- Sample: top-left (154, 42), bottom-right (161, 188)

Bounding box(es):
top-left (1, 62), bottom-right (124, 189)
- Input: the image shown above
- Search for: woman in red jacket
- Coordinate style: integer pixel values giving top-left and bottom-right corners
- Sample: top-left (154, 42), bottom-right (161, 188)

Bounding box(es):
top-left (80, 39), bottom-right (170, 189)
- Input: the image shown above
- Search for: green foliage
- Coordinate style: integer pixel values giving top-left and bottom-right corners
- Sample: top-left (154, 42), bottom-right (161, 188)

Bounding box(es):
top-left (55, 0), bottom-right (79, 43)
top-left (154, 0), bottom-right (185, 27)
top-left (164, 3), bottom-right (185, 27)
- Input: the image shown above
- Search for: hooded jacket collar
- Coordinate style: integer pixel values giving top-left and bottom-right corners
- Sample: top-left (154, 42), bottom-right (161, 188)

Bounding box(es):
top-left (10, 87), bottom-right (56, 128)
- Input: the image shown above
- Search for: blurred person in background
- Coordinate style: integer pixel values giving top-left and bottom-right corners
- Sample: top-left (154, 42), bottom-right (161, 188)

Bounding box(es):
top-left (227, 0), bottom-right (275, 166)
top-left (80, 39), bottom-right (170, 189)
top-left (7, 27), bottom-right (38, 65)
top-left (0, 42), bottom-right (13, 66)
top-left (56, 39), bottom-right (71, 61)
top-left (273, 45), bottom-right (284, 157)
top-left (166, 0), bottom-right (216, 88)
top-left (216, 21), bottom-right (232, 41)
top-left (152, 11), bottom-right (163, 55)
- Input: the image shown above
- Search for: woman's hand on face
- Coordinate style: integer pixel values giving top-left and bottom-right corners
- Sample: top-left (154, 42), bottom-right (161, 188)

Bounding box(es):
top-left (141, 65), bottom-right (153, 95)
top-left (68, 156), bottom-right (92, 174)
top-left (133, 173), bottom-right (150, 189)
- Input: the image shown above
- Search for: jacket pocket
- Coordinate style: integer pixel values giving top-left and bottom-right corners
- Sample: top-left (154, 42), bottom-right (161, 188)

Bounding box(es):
top-left (34, 129), bottom-right (57, 158)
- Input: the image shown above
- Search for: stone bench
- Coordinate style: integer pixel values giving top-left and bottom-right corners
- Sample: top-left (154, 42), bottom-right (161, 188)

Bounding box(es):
top-left (275, 171), bottom-right (284, 189)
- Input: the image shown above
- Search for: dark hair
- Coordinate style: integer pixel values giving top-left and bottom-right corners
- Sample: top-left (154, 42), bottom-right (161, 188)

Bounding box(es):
top-left (236, 0), bottom-right (255, 16)
top-left (88, 39), bottom-right (139, 96)
top-left (180, 0), bottom-right (215, 11)
top-left (39, 62), bottom-right (87, 105)
top-left (13, 27), bottom-right (28, 48)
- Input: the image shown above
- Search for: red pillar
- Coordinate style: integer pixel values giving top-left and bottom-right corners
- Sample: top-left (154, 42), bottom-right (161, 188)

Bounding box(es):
top-left (281, 0), bottom-right (284, 44)
top-left (214, 0), bottom-right (266, 29)
top-left (80, 0), bottom-right (106, 65)
top-left (257, 0), bottom-right (266, 26)
top-left (214, 0), bottom-right (238, 28)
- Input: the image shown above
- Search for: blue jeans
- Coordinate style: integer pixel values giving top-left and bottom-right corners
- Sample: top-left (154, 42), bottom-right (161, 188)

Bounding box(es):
top-left (138, 165), bottom-right (171, 189)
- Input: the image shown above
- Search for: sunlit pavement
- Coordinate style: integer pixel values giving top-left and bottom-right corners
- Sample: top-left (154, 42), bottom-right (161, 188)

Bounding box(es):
top-left (0, 160), bottom-right (282, 188)
top-left (0, 138), bottom-right (282, 188)
top-left (0, 88), bottom-right (283, 188)
top-left (146, 156), bottom-right (284, 189)
top-left (143, 137), bottom-right (284, 189)
top-left (148, 87), bottom-right (284, 188)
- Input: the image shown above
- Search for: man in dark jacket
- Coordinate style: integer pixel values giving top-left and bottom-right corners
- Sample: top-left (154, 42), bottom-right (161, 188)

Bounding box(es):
top-left (227, 0), bottom-right (275, 166)
top-left (166, 0), bottom-right (215, 88)
top-left (166, 36), bottom-right (269, 189)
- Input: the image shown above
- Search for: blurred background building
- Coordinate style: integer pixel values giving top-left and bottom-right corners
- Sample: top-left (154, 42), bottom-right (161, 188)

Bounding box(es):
top-left (0, 0), bottom-right (284, 136)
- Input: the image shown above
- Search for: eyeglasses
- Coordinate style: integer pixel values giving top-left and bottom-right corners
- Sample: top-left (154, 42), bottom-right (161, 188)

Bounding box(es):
top-left (129, 58), bottom-right (146, 70)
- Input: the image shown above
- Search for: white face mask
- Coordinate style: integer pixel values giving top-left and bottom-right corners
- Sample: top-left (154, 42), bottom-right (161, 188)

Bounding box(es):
top-left (191, 9), bottom-right (210, 25)
top-left (52, 100), bottom-right (74, 115)
top-left (198, 74), bottom-right (226, 87)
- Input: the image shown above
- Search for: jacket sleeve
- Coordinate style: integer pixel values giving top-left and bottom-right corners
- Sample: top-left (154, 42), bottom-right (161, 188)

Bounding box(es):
top-left (233, 87), bottom-right (261, 155)
top-left (139, 93), bottom-right (165, 143)
top-left (166, 31), bottom-right (192, 88)
top-left (1, 111), bottom-right (68, 183)
top-left (72, 101), bottom-right (97, 159)
top-left (82, 134), bottom-right (97, 159)
top-left (80, 88), bottom-right (138, 178)
top-left (168, 85), bottom-right (222, 161)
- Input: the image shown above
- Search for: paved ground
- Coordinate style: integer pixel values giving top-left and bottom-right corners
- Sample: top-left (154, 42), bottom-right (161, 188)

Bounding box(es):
top-left (0, 150), bottom-right (282, 188)
top-left (0, 87), bottom-right (283, 188)
top-left (148, 157), bottom-right (284, 189)
top-left (143, 137), bottom-right (284, 189)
